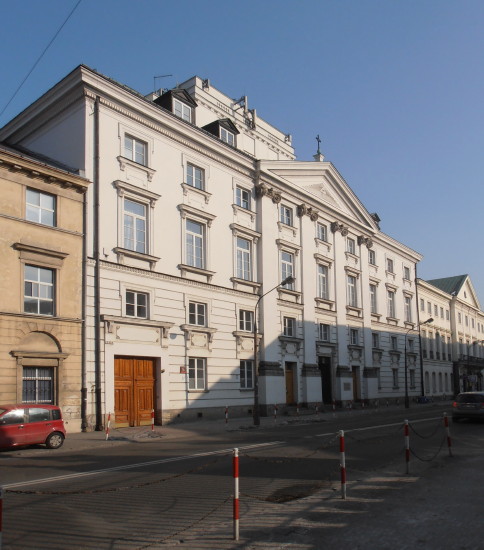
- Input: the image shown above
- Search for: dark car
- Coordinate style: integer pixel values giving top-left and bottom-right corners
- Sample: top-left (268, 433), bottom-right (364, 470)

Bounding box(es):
top-left (452, 392), bottom-right (484, 422)
top-left (0, 404), bottom-right (66, 449)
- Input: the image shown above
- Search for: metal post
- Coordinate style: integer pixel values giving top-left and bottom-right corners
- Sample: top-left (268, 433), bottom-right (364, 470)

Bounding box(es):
top-left (233, 448), bottom-right (239, 540)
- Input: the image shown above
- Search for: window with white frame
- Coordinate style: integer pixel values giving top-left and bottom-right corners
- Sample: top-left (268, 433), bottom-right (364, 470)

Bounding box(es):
top-left (392, 368), bottom-right (399, 388)
top-left (283, 316), bottom-right (296, 337)
top-left (318, 264), bottom-right (329, 300)
top-left (458, 312), bottom-right (462, 324)
top-left (387, 289), bottom-right (396, 318)
top-left (386, 258), bottom-right (394, 273)
top-left (188, 357), bottom-right (206, 390)
top-left (22, 367), bottom-right (54, 403)
top-left (434, 304), bottom-right (438, 317)
top-left (440, 307), bottom-right (444, 318)
top-left (24, 265), bottom-right (55, 316)
top-left (235, 186), bottom-right (251, 210)
top-left (240, 360), bottom-right (254, 389)
top-left (370, 284), bottom-right (378, 314)
top-left (26, 188), bottom-right (56, 226)
top-left (350, 328), bottom-right (359, 346)
top-left (420, 298), bottom-right (425, 311)
top-left (319, 323), bottom-right (330, 341)
top-left (239, 309), bottom-right (253, 332)
top-left (347, 275), bottom-right (358, 307)
top-left (124, 198), bottom-right (147, 253)
top-left (220, 127), bottom-right (235, 146)
top-left (189, 301), bottom-right (207, 326)
top-left (372, 332), bottom-right (380, 348)
top-left (186, 219), bottom-right (205, 268)
top-left (403, 266), bottom-right (411, 280)
top-left (173, 98), bottom-right (192, 122)
top-left (404, 295), bottom-right (412, 322)
top-left (427, 301), bottom-right (431, 315)
top-left (126, 290), bottom-right (148, 319)
top-left (124, 135), bottom-right (147, 166)
top-left (236, 236), bottom-right (252, 281)
top-left (281, 251), bottom-right (295, 290)
top-left (347, 238), bottom-right (356, 255)
top-left (280, 204), bottom-right (293, 226)
top-left (368, 249), bottom-right (376, 265)
top-left (317, 223), bottom-right (328, 242)
top-left (186, 163), bottom-right (205, 190)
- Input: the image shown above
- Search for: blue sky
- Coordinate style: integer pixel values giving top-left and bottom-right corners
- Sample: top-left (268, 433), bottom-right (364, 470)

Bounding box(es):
top-left (1, 0), bottom-right (483, 301)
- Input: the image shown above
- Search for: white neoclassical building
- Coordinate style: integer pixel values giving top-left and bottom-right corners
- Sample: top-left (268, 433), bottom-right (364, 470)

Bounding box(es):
top-left (1, 66), bottom-right (431, 429)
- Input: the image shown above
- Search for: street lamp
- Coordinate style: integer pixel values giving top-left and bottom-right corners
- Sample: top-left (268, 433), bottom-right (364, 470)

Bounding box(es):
top-left (405, 317), bottom-right (433, 408)
top-left (253, 275), bottom-right (295, 426)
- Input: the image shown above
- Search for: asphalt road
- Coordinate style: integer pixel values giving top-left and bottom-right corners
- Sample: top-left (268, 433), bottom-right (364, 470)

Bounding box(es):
top-left (1, 404), bottom-right (482, 549)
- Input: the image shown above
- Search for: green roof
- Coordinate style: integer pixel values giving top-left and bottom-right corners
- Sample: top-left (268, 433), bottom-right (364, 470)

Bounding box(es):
top-left (426, 275), bottom-right (468, 296)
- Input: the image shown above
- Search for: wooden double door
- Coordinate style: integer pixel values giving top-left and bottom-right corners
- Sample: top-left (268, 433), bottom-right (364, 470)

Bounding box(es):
top-left (114, 357), bottom-right (156, 427)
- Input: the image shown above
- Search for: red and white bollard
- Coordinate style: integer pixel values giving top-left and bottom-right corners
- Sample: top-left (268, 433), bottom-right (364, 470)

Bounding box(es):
top-left (404, 419), bottom-right (410, 474)
top-left (225, 406), bottom-right (229, 424)
top-left (273, 404), bottom-right (278, 422)
top-left (233, 448), bottom-right (239, 541)
top-left (339, 430), bottom-right (346, 500)
top-left (105, 412), bottom-right (111, 441)
top-left (151, 409), bottom-right (155, 432)
top-left (443, 413), bottom-right (453, 457)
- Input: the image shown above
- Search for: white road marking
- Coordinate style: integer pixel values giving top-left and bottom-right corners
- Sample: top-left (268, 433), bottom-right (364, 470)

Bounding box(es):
top-left (3, 441), bottom-right (284, 489)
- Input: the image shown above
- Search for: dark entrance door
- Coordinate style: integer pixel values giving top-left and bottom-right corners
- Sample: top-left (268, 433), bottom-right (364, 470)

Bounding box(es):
top-left (319, 356), bottom-right (332, 405)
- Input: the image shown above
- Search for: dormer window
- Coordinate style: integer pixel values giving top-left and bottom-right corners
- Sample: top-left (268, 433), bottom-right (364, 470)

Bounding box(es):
top-left (202, 118), bottom-right (239, 147)
top-left (154, 88), bottom-right (197, 124)
top-left (174, 98), bottom-right (192, 122)
top-left (221, 127), bottom-right (235, 146)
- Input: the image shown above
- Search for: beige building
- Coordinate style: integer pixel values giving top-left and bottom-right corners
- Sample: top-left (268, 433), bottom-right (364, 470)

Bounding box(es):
top-left (0, 144), bottom-right (89, 432)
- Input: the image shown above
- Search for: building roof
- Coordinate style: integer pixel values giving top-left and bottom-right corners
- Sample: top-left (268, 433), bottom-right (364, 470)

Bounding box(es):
top-left (426, 275), bottom-right (468, 296)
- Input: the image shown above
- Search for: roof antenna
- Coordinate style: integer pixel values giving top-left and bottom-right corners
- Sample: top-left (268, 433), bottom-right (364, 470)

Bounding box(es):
top-left (153, 74), bottom-right (173, 93)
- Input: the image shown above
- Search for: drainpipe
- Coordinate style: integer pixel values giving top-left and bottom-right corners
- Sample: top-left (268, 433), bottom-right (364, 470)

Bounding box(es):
top-left (94, 96), bottom-right (103, 431)
top-left (81, 187), bottom-right (88, 431)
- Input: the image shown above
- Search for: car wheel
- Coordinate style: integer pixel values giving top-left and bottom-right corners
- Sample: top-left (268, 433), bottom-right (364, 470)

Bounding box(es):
top-left (46, 432), bottom-right (65, 449)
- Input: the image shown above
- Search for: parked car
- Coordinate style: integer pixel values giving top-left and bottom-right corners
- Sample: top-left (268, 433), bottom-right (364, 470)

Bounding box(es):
top-left (0, 404), bottom-right (66, 449)
top-left (452, 392), bottom-right (484, 422)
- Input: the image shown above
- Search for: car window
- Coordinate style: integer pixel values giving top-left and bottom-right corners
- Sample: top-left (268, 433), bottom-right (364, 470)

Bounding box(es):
top-left (51, 408), bottom-right (61, 420)
top-left (457, 394), bottom-right (484, 403)
top-left (0, 409), bottom-right (25, 425)
top-left (28, 408), bottom-right (52, 422)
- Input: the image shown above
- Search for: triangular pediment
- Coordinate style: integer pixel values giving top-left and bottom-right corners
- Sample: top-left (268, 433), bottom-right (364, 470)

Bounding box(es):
top-left (427, 274), bottom-right (481, 310)
top-left (260, 161), bottom-right (378, 230)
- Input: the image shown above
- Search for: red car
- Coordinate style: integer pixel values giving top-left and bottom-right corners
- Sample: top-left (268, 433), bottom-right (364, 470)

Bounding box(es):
top-left (0, 404), bottom-right (66, 449)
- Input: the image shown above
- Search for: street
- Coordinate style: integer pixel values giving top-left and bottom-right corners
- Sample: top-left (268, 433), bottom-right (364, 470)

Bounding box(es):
top-left (1, 403), bottom-right (483, 549)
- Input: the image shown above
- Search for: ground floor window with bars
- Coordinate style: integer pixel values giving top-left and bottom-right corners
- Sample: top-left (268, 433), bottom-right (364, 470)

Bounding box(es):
top-left (22, 367), bottom-right (54, 403)
top-left (240, 360), bottom-right (254, 389)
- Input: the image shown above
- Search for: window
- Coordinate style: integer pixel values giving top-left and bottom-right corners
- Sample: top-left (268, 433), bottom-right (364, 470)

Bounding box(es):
top-left (440, 307), bottom-right (444, 318)
top-left (186, 163), bottom-right (204, 190)
top-left (350, 328), bottom-right (359, 346)
top-left (124, 198), bottom-right (147, 253)
top-left (186, 219), bottom-right (205, 268)
top-left (124, 135), bottom-right (147, 166)
top-left (240, 360), bottom-right (254, 389)
top-left (126, 291), bottom-right (148, 318)
top-left (420, 298), bottom-right (425, 311)
top-left (281, 251), bottom-right (295, 289)
top-left (174, 98), bottom-right (192, 122)
top-left (434, 304), bottom-right (438, 317)
top-left (188, 358), bottom-right (206, 390)
top-left (387, 290), bottom-right (396, 318)
top-left (24, 265), bottom-right (55, 315)
top-left (458, 312), bottom-right (462, 324)
top-left (391, 336), bottom-right (398, 350)
top-left (26, 188), bottom-right (56, 226)
top-left (235, 186), bottom-right (251, 210)
top-left (221, 127), bottom-right (235, 146)
top-left (236, 237), bottom-right (252, 281)
top-left (427, 301), bottom-right (431, 315)
top-left (403, 266), bottom-right (411, 280)
top-left (318, 264), bottom-right (329, 300)
top-left (347, 238), bottom-right (356, 255)
top-left (189, 302), bottom-right (206, 326)
top-left (317, 223), bottom-right (327, 242)
top-left (370, 284), bottom-right (378, 314)
top-left (465, 315), bottom-right (469, 327)
top-left (404, 296), bottom-right (412, 322)
top-left (22, 367), bottom-right (54, 403)
top-left (239, 310), bottom-right (253, 332)
top-left (410, 370), bottom-right (416, 388)
top-left (280, 205), bottom-right (293, 226)
top-left (283, 316), bottom-right (296, 337)
top-left (319, 323), bottom-right (330, 341)
top-left (372, 332), bottom-right (379, 348)
top-left (368, 249), bottom-right (376, 265)
top-left (445, 310), bottom-right (449, 320)
top-left (392, 368), bottom-right (399, 388)
top-left (387, 258), bottom-right (394, 273)
top-left (347, 275), bottom-right (357, 307)
top-left (408, 338), bottom-right (414, 352)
